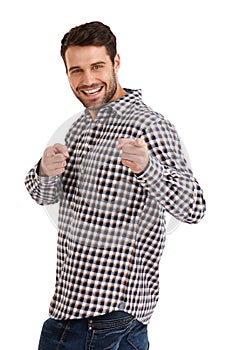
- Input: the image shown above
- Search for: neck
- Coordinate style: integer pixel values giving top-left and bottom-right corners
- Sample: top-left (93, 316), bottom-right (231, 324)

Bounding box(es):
top-left (88, 85), bottom-right (127, 120)
top-left (88, 106), bottom-right (101, 120)
top-left (114, 86), bottom-right (127, 100)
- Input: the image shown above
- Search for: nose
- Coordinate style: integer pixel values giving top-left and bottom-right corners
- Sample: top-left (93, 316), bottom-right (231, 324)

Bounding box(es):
top-left (80, 70), bottom-right (95, 87)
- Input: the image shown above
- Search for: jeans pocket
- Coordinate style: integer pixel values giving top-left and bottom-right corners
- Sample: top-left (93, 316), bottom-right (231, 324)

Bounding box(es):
top-left (38, 318), bottom-right (70, 350)
top-left (88, 313), bottom-right (135, 350)
top-left (127, 320), bottom-right (149, 350)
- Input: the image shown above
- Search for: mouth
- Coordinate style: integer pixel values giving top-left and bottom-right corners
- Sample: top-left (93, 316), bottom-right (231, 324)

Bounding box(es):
top-left (81, 86), bottom-right (104, 96)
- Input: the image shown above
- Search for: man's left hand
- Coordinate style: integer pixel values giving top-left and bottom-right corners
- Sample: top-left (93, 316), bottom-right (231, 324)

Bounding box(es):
top-left (117, 138), bottom-right (149, 174)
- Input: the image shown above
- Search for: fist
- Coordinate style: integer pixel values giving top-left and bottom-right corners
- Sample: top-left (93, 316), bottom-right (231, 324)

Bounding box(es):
top-left (39, 143), bottom-right (69, 177)
top-left (117, 138), bottom-right (149, 174)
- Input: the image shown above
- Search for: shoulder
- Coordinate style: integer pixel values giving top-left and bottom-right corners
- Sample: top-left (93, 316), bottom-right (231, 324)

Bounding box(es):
top-left (131, 100), bottom-right (179, 143)
top-left (132, 99), bottom-right (167, 128)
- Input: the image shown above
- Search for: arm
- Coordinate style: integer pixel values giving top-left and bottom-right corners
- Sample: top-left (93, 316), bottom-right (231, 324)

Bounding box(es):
top-left (119, 118), bottom-right (206, 224)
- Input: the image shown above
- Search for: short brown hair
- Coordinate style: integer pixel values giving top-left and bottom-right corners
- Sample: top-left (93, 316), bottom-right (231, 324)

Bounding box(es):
top-left (61, 21), bottom-right (117, 67)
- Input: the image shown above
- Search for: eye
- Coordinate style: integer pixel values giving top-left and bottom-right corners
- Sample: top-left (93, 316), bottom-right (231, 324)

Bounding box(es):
top-left (92, 64), bottom-right (103, 71)
top-left (71, 68), bottom-right (81, 74)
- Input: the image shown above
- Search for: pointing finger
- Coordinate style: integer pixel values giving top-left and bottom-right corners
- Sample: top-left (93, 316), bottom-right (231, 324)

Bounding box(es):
top-left (45, 144), bottom-right (69, 158)
top-left (53, 143), bottom-right (69, 157)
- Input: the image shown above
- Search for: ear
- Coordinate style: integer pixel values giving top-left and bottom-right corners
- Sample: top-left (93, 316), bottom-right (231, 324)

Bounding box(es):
top-left (114, 53), bottom-right (121, 72)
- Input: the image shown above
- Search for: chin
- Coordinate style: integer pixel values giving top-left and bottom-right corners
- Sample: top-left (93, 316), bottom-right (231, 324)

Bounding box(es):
top-left (85, 96), bottom-right (106, 108)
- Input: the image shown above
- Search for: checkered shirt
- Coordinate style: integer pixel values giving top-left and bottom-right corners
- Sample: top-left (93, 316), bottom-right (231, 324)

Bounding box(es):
top-left (25, 89), bottom-right (206, 324)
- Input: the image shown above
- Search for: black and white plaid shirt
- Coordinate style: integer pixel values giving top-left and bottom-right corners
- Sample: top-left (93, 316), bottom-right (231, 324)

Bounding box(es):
top-left (25, 89), bottom-right (205, 324)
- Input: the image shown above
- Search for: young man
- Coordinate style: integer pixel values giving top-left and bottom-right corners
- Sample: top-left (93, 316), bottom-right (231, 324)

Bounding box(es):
top-left (25, 21), bottom-right (206, 350)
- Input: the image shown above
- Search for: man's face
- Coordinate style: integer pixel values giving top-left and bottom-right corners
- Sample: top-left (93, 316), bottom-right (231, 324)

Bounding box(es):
top-left (65, 45), bottom-right (121, 109)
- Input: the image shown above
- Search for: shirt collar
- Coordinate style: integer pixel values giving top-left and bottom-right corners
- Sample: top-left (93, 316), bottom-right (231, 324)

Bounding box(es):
top-left (109, 88), bottom-right (142, 114)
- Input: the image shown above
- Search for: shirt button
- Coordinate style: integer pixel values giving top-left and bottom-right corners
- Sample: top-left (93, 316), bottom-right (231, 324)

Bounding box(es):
top-left (140, 179), bottom-right (146, 185)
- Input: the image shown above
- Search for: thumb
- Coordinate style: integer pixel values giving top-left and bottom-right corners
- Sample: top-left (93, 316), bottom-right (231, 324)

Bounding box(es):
top-left (135, 138), bottom-right (147, 148)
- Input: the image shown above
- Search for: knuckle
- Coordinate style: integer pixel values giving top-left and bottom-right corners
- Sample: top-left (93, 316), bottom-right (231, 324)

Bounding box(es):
top-left (54, 143), bottom-right (61, 148)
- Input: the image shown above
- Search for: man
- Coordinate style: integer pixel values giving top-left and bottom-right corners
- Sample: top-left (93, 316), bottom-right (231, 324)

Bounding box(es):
top-left (25, 21), bottom-right (206, 350)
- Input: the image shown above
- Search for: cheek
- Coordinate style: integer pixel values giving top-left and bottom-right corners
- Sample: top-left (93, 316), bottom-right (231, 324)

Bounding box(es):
top-left (98, 74), bottom-right (112, 89)
top-left (69, 78), bottom-right (84, 94)
top-left (68, 76), bottom-right (79, 88)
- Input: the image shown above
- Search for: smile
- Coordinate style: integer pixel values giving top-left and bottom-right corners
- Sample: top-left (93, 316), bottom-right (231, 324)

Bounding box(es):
top-left (82, 86), bottom-right (103, 95)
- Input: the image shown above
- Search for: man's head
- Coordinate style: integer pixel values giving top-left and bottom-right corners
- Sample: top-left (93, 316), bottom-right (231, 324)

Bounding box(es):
top-left (61, 22), bottom-right (125, 110)
top-left (61, 21), bottom-right (117, 67)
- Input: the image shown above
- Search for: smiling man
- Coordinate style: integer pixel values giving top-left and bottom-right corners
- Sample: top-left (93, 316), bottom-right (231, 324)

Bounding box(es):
top-left (25, 21), bottom-right (206, 350)
top-left (65, 45), bottom-right (125, 112)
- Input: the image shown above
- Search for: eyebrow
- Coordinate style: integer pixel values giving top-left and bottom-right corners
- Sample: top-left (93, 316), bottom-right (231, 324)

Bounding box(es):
top-left (68, 61), bottom-right (106, 72)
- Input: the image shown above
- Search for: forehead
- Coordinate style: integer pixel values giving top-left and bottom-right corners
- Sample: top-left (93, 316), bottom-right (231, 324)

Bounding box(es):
top-left (65, 45), bottom-right (111, 68)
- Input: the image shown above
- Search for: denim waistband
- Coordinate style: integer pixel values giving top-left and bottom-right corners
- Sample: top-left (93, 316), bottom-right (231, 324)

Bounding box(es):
top-left (49, 311), bottom-right (135, 333)
top-left (87, 311), bottom-right (134, 331)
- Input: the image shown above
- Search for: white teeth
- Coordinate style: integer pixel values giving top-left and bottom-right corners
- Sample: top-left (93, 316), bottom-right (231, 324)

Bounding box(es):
top-left (83, 87), bottom-right (101, 94)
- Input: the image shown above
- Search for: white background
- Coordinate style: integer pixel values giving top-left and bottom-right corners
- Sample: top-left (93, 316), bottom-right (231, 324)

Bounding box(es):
top-left (1, 0), bottom-right (232, 349)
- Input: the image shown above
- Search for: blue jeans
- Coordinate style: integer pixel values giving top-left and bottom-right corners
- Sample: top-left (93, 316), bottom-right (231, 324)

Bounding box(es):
top-left (38, 311), bottom-right (149, 350)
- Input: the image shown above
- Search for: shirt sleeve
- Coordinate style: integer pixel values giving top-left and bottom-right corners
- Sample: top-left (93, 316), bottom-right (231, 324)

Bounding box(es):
top-left (25, 161), bottom-right (61, 205)
top-left (135, 117), bottom-right (206, 224)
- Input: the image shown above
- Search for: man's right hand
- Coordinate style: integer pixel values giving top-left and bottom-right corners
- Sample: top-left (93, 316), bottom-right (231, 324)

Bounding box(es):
top-left (39, 143), bottom-right (69, 177)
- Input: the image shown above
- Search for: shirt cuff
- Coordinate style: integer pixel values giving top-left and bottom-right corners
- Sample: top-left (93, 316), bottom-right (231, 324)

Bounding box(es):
top-left (38, 174), bottom-right (60, 184)
top-left (135, 156), bottom-right (163, 188)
